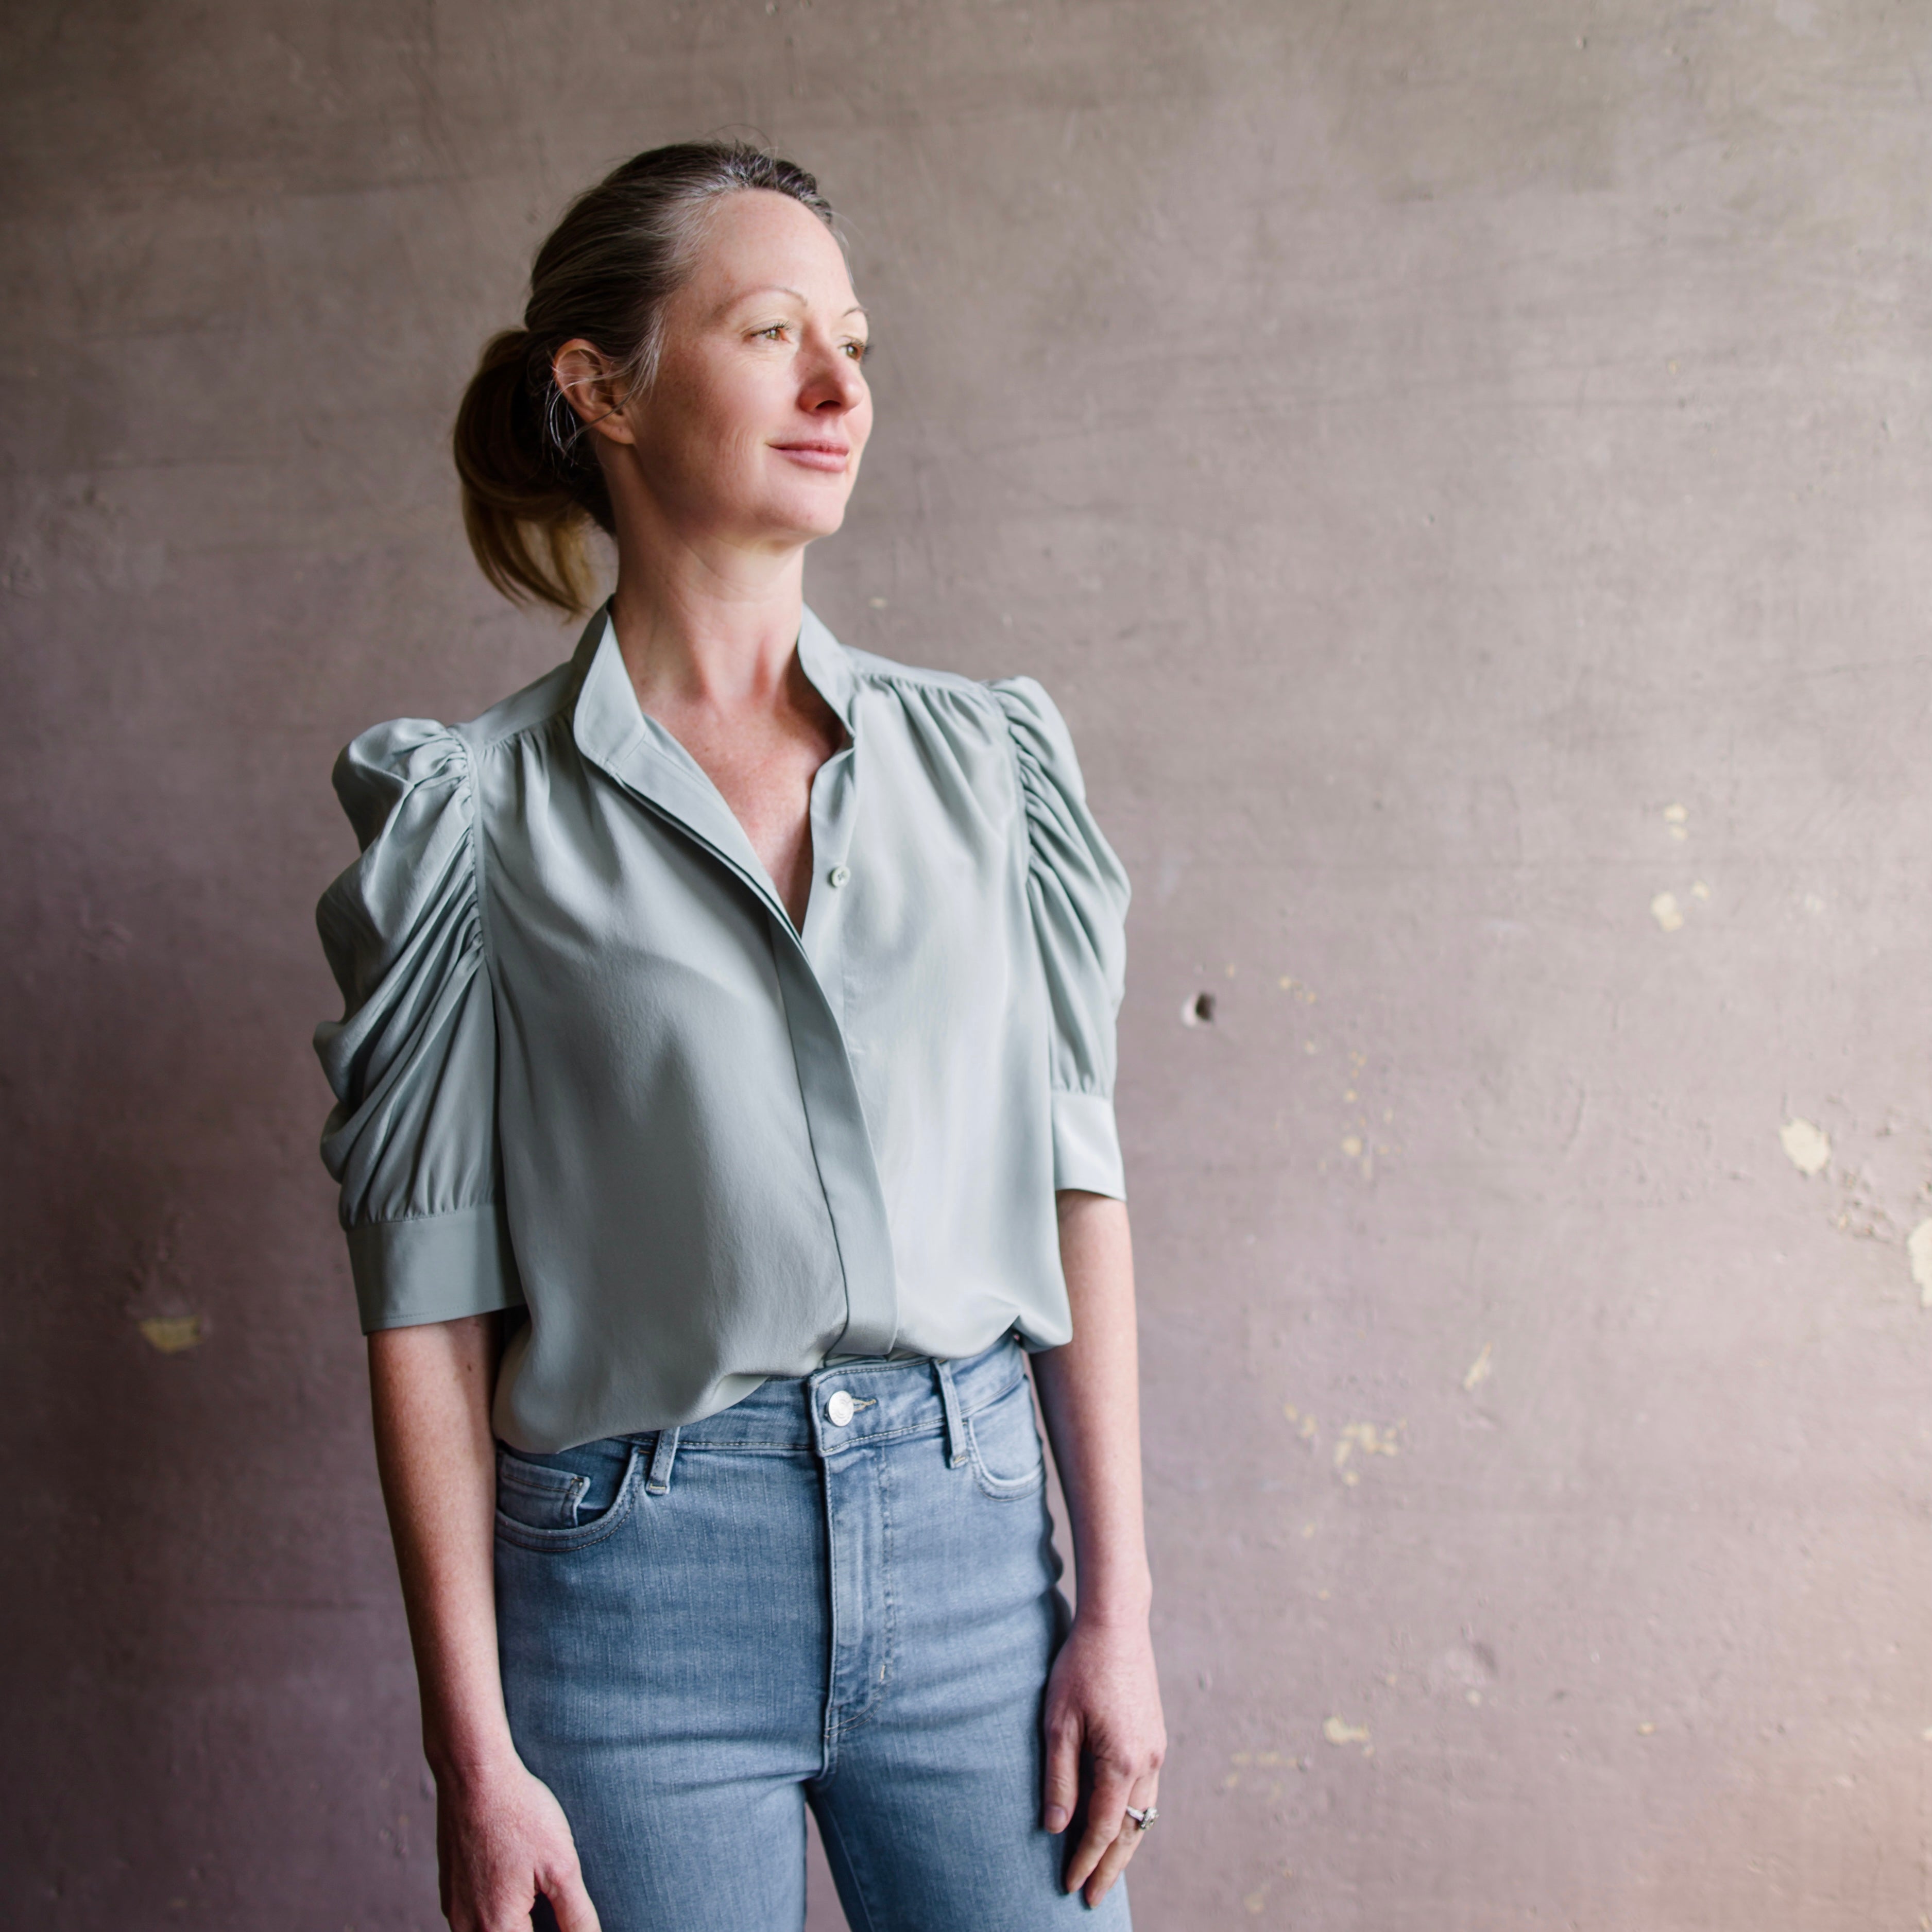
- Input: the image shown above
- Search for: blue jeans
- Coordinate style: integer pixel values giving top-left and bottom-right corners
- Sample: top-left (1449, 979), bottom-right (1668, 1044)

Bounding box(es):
top-left (494, 1334), bottom-right (1132, 1931)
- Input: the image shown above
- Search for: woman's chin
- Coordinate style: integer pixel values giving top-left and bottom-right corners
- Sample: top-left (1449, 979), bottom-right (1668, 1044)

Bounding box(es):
top-left (748, 487), bottom-right (853, 546)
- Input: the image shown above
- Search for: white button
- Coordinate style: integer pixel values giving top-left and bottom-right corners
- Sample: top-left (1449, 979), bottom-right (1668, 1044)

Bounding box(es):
top-left (828, 864), bottom-right (851, 888)
top-left (825, 1389), bottom-right (855, 1428)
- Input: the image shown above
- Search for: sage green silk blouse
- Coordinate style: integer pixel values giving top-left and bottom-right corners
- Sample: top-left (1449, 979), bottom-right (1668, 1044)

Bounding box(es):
top-left (314, 602), bottom-right (1130, 1452)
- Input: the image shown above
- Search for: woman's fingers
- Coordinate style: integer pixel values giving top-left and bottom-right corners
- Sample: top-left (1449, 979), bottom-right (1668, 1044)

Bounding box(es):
top-left (540, 1864), bottom-right (603, 1932)
top-left (1080, 1771), bottom-right (1159, 1906)
top-left (1042, 1702), bottom-right (1083, 1835)
top-left (1064, 1756), bottom-right (1138, 1895)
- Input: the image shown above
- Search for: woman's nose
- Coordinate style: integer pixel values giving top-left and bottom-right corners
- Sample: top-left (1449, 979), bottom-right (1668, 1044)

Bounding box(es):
top-left (802, 345), bottom-right (865, 413)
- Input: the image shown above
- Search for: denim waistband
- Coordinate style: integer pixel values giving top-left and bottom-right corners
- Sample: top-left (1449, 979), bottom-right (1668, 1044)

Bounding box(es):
top-left (625, 1330), bottom-right (1028, 1461)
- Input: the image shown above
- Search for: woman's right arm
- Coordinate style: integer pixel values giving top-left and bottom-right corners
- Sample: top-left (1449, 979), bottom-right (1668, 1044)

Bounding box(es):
top-left (368, 1315), bottom-right (600, 1932)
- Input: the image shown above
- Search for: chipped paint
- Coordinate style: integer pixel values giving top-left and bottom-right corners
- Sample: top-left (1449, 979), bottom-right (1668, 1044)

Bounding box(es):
top-left (1780, 1118), bottom-right (1831, 1177)
top-left (1333, 1421), bottom-right (1401, 1469)
top-left (1322, 1717), bottom-right (1371, 1749)
top-left (138, 1314), bottom-right (203, 1354)
top-left (1462, 1342), bottom-right (1493, 1391)
top-left (1908, 1220), bottom-right (1932, 1308)
top-left (1664, 802), bottom-right (1688, 840)
top-left (1650, 891), bottom-right (1684, 932)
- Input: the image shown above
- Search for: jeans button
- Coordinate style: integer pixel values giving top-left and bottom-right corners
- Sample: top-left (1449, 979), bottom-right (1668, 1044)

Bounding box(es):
top-left (825, 1390), bottom-right (855, 1427)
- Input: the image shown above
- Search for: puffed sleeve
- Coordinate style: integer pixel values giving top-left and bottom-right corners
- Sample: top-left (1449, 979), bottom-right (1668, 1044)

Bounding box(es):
top-left (988, 675), bottom-right (1132, 1199)
top-left (312, 720), bottom-right (522, 1332)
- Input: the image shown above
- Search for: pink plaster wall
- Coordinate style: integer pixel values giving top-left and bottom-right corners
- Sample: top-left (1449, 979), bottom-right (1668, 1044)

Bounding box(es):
top-left (5, 2), bottom-right (1930, 1926)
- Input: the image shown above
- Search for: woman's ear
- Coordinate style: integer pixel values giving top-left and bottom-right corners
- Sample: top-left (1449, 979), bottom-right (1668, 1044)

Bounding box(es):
top-left (552, 340), bottom-right (637, 446)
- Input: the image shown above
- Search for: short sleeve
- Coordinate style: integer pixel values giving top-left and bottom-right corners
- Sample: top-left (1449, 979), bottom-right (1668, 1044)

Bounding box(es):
top-left (988, 675), bottom-right (1132, 1199)
top-left (312, 719), bottom-right (522, 1333)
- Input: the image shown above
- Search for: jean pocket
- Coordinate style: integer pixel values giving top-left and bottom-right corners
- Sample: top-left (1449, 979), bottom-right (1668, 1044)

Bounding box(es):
top-left (963, 1375), bottom-right (1047, 1499)
top-left (494, 1439), bottom-right (644, 1552)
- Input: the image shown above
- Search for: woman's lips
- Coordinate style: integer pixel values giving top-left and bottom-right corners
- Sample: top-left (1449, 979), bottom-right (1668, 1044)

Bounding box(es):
top-left (772, 441), bottom-right (851, 472)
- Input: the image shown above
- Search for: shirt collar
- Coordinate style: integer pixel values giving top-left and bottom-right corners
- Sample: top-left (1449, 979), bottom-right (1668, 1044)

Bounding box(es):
top-left (796, 603), bottom-right (859, 735)
top-left (569, 595), bottom-right (858, 764)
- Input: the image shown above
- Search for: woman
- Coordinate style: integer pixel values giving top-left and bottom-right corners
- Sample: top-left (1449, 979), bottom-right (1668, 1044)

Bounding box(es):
top-left (314, 141), bottom-right (1164, 1932)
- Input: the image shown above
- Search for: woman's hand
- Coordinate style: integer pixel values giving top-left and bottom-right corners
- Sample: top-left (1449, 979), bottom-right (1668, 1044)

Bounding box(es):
top-left (435, 1756), bottom-right (601, 1932)
top-left (1043, 1611), bottom-right (1167, 1906)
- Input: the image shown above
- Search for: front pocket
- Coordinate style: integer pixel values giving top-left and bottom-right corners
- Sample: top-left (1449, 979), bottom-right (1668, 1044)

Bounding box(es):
top-left (963, 1376), bottom-right (1047, 1499)
top-left (494, 1440), bottom-right (645, 1552)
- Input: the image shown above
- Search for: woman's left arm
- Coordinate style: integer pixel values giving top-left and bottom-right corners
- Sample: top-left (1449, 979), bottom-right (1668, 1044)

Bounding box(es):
top-left (1031, 1188), bottom-right (1168, 1907)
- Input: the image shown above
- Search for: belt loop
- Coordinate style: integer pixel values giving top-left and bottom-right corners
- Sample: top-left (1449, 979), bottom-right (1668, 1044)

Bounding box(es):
top-left (644, 1425), bottom-right (681, 1496)
top-left (934, 1358), bottom-right (967, 1469)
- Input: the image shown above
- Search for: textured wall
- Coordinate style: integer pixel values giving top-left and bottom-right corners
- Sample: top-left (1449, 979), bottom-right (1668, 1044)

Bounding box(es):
top-left (5, 2), bottom-right (1929, 1927)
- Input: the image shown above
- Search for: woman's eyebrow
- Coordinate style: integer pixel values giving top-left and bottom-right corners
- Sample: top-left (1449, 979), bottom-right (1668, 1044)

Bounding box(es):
top-left (729, 284), bottom-right (869, 321)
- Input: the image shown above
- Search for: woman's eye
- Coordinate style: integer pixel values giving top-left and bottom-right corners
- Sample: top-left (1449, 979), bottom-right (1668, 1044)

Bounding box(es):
top-left (755, 324), bottom-right (789, 342)
top-left (844, 340), bottom-right (869, 361)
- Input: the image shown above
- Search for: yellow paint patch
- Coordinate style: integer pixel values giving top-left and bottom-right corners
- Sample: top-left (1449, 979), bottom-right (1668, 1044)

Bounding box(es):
top-left (1341, 1135), bottom-right (1362, 1157)
top-left (1333, 1421), bottom-right (1401, 1469)
top-left (1462, 1342), bottom-right (1494, 1391)
top-left (1690, 879), bottom-right (1711, 900)
top-left (1908, 1221), bottom-right (1932, 1309)
top-left (138, 1315), bottom-right (203, 1355)
top-left (1650, 891), bottom-right (1684, 932)
top-left (1780, 1118), bottom-right (1831, 1177)
top-left (1637, 1721), bottom-right (1656, 1736)
top-left (1664, 802), bottom-right (1688, 841)
top-left (1322, 1717), bottom-right (1371, 1748)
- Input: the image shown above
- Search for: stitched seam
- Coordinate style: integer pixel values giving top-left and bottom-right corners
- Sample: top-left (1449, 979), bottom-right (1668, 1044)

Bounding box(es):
top-left (475, 692), bottom-right (579, 756)
top-left (344, 1203), bottom-right (502, 1230)
top-left (491, 1444), bottom-right (643, 1551)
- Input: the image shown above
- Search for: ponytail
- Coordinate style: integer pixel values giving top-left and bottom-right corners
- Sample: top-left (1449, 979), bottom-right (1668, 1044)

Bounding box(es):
top-left (453, 329), bottom-right (605, 617)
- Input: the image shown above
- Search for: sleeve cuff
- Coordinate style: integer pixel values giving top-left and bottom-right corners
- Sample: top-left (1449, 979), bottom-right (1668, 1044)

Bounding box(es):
top-left (345, 1203), bottom-right (524, 1332)
top-left (1051, 1089), bottom-right (1126, 1199)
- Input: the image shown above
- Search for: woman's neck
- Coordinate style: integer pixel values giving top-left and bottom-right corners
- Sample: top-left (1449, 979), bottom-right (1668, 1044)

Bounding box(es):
top-left (606, 513), bottom-right (809, 719)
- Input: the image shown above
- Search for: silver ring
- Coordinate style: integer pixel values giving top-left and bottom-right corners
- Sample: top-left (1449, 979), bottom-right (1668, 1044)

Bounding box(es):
top-left (1123, 1805), bottom-right (1157, 1832)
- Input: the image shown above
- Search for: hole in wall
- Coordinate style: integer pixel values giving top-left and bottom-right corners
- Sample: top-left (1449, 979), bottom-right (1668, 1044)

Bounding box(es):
top-left (1182, 990), bottom-right (1217, 1027)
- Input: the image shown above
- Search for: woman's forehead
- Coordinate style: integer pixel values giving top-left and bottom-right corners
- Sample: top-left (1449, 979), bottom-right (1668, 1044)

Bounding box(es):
top-left (686, 191), bottom-right (854, 309)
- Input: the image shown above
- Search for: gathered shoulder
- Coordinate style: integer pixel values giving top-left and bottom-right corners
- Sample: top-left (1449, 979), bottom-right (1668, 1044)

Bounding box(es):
top-left (840, 642), bottom-right (1082, 762)
top-left (330, 655), bottom-right (580, 845)
top-left (844, 642), bottom-right (1002, 713)
top-left (330, 716), bottom-right (473, 853)
top-left (464, 656), bottom-right (580, 753)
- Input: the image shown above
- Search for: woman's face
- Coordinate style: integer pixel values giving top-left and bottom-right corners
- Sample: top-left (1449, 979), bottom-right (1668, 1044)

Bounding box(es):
top-left (604, 189), bottom-right (871, 552)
